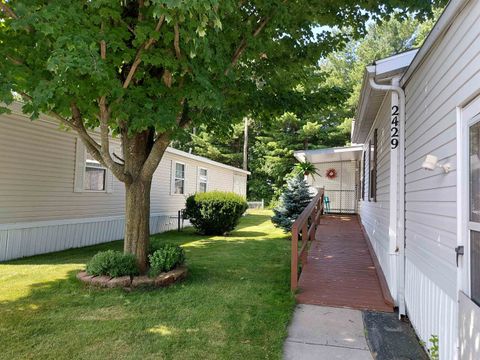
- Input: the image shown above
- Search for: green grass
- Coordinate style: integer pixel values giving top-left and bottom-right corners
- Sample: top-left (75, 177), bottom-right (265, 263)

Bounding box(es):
top-left (0, 210), bottom-right (294, 360)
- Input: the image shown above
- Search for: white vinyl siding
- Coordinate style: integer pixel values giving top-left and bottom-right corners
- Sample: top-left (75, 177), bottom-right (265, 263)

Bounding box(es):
top-left (0, 102), bottom-right (248, 226)
top-left (359, 95), bottom-right (396, 299)
top-left (402, 1), bottom-right (480, 358)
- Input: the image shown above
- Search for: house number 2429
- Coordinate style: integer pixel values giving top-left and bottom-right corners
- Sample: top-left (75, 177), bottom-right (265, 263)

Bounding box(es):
top-left (391, 105), bottom-right (399, 149)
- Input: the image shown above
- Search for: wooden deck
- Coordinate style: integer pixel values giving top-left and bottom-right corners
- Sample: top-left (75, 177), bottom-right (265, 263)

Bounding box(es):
top-left (296, 215), bottom-right (394, 312)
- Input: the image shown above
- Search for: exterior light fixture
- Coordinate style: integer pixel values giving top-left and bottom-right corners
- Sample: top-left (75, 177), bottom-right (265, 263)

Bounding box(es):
top-left (422, 154), bottom-right (451, 173)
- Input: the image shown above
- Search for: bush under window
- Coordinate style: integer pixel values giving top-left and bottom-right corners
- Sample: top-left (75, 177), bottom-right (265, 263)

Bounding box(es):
top-left (86, 250), bottom-right (139, 278)
top-left (184, 191), bottom-right (248, 235)
top-left (148, 244), bottom-right (185, 277)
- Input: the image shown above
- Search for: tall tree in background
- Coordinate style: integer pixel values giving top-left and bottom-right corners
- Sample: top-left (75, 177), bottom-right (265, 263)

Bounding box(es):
top-left (0, 1), bottom-right (442, 270)
top-left (178, 10), bottom-right (442, 204)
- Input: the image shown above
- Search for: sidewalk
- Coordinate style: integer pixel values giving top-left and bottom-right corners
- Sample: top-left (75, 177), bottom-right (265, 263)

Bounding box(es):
top-left (284, 304), bottom-right (373, 360)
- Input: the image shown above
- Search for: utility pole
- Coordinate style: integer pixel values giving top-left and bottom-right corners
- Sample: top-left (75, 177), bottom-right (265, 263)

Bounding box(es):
top-left (243, 117), bottom-right (248, 171)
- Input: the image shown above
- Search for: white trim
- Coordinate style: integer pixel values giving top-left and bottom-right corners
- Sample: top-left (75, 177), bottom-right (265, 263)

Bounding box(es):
top-left (389, 79), bottom-right (400, 255)
top-left (373, 49), bottom-right (418, 78)
top-left (166, 147), bottom-right (250, 175)
top-left (172, 161), bottom-right (186, 195)
top-left (458, 95), bottom-right (480, 299)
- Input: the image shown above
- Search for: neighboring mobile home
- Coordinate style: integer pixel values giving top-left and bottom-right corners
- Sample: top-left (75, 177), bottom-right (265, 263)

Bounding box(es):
top-left (297, 1), bottom-right (480, 358)
top-left (0, 101), bottom-right (249, 262)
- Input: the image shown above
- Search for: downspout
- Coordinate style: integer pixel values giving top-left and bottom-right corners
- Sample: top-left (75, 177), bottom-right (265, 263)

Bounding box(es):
top-left (367, 67), bottom-right (406, 317)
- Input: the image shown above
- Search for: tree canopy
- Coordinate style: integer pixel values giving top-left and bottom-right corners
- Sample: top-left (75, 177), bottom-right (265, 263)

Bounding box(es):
top-left (175, 8), bottom-right (443, 204)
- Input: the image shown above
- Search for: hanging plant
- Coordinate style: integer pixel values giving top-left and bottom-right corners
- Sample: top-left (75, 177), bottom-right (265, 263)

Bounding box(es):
top-left (325, 168), bottom-right (337, 180)
top-left (294, 161), bottom-right (319, 178)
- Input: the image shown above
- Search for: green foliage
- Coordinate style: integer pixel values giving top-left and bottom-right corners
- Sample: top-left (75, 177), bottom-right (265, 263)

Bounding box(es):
top-left (322, 10), bottom-right (442, 124)
top-left (185, 191), bottom-right (248, 235)
top-left (294, 161), bottom-right (319, 178)
top-left (0, 212), bottom-right (294, 359)
top-left (428, 335), bottom-right (439, 360)
top-left (271, 175), bottom-right (313, 232)
top-left (0, 1), bottom-right (442, 136)
top-left (86, 250), bottom-right (139, 277)
top-left (148, 244), bottom-right (185, 277)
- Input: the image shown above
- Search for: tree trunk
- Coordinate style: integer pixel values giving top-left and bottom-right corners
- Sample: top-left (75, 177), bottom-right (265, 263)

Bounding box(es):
top-left (243, 117), bottom-right (248, 171)
top-left (124, 177), bottom-right (152, 274)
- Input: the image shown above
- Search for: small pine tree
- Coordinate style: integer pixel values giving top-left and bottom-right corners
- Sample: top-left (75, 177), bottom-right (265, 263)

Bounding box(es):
top-left (271, 175), bottom-right (313, 232)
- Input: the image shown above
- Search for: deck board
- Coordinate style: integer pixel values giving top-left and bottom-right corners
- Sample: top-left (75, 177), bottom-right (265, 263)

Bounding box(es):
top-left (296, 215), bottom-right (394, 313)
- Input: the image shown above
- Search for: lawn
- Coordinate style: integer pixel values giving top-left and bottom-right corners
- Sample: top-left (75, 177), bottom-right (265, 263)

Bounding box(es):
top-left (0, 210), bottom-right (294, 360)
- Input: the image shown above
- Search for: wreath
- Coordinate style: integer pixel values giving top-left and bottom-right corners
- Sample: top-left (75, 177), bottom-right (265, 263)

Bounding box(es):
top-left (326, 168), bottom-right (337, 179)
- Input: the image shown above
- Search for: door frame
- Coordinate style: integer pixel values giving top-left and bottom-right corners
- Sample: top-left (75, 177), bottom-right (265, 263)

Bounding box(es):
top-left (458, 95), bottom-right (480, 298)
top-left (457, 94), bottom-right (480, 360)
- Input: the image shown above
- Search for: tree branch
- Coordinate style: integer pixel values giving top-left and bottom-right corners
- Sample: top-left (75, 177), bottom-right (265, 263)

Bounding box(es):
top-left (123, 15), bottom-right (165, 89)
top-left (139, 132), bottom-right (170, 180)
top-left (6, 55), bottom-right (23, 65)
top-left (225, 16), bottom-right (271, 75)
top-left (174, 23), bottom-right (181, 60)
top-left (0, 2), bottom-right (18, 19)
top-left (95, 98), bottom-right (132, 183)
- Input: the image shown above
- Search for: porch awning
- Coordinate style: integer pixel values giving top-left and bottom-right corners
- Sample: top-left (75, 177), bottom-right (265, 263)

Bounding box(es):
top-left (294, 145), bottom-right (363, 163)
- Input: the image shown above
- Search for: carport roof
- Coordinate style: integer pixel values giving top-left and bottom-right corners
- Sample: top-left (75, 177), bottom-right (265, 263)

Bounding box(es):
top-left (294, 145), bottom-right (363, 163)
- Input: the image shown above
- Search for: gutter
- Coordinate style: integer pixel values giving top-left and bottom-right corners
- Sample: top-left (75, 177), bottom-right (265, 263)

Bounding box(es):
top-left (367, 66), bottom-right (406, 317)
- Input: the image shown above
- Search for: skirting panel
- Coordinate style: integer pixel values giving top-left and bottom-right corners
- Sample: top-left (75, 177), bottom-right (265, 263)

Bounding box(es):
top-left (0, 214), bottom-right (181, 262)
top-left (405, 258), bottom-right (458, 360)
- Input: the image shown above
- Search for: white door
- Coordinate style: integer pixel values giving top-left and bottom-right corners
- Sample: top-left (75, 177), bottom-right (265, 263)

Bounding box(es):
top-left (459, 98), bottom-right (480, 360)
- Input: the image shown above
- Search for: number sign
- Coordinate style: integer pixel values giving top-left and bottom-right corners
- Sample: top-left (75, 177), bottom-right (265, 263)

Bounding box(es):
top-left (391, 105), bottom-right (399, 149)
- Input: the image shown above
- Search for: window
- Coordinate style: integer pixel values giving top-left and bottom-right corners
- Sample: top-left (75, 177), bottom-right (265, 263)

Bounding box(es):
top-left (369, 129), bottom-right (377, 202)
top-left (174, 162), bottom-right (185, 194)
top-left (84, 159), bottom-right (106, 191)
top-left (198, 168), bottom-right (208, 193)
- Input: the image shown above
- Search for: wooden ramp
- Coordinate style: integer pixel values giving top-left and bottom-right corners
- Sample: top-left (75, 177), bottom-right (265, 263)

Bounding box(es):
top-left (296, 215), bottom-right (394, 312)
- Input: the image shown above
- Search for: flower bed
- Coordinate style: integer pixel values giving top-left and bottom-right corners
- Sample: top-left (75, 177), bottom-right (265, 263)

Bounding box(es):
top-left (76, 266), bottom-right (187, 289)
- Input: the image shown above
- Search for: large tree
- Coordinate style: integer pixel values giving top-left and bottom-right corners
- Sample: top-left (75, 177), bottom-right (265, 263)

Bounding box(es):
top-left (0, 1), bottom-right (440, 271)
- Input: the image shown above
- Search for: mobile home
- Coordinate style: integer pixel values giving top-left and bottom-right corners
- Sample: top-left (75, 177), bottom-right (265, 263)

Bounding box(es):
top-left (0, 102), bottom-right (249, 262)
top-left (297, 0), bottom-right (480, 358)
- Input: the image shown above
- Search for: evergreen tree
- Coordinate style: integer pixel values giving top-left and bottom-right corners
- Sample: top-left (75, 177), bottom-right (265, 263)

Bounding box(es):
top-left (272, 175), bottom-right (313, 233)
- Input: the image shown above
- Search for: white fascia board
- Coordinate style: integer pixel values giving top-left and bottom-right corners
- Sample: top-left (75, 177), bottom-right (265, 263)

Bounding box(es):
top-left (166, 147), bottom-right (251, 175)
top-left (293, 151), bottom-right (306, 162)
top-left (352, 69), bottom-right (373, 143)
top-left (401, 0), bottom-right (470, 86)
top-left (374, 49), bottom-right (418, 77)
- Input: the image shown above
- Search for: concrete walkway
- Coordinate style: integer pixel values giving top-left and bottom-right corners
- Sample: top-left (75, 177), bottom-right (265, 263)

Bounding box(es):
top-left (284, 304), bottom-right (373, 360)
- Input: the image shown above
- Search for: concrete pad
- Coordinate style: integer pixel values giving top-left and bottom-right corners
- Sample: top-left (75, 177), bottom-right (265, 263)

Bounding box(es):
top-left (284, 341), bottom-right (373, 360)
top-left (286, 304), bottom-right (370, 350)
top-left (284, 305), bottom-right (374, 360)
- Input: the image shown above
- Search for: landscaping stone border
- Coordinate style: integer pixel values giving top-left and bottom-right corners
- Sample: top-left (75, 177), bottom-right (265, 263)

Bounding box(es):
top-left (76, 266), bottom-right (187, 289)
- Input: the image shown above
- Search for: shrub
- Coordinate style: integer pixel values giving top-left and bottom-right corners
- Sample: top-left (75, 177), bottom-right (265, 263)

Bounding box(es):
top-left (184, 191), bottom-right (248, 235)
top-left (86, 250), bottom-right (139, 278)
top-left (148, 244), bottom-right (185, 277)
top-left (271, 174), bottom-right (313, 232)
